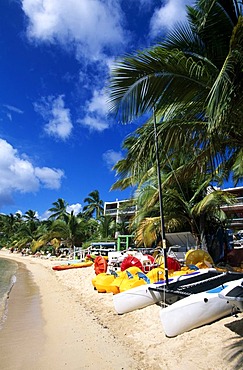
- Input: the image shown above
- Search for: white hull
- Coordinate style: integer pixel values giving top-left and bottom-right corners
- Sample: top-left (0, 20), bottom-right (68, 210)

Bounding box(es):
top-left (113, 282), bottom-right (163, 314)
top-left (160, 278), bottom-right (243, 337)
top-left (113, 269), bottom-right (212, 315)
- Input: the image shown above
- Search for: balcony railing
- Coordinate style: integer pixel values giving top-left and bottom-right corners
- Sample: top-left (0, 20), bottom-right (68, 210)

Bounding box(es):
top-left (233, 197), bottom-right (243, 205)
top-left (105, 209), bottom-right (118, 215)
top-left (221, 197), bottom-right (243, 209)
top-left (104, 206), bottom-right (137, 216)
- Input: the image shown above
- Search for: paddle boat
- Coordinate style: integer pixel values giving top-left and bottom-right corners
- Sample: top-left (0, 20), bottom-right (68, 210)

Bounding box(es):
top-left (93, 255), bottom-right (108, 275)
top-left (92, 273), bottom-right (116, 293)
top-left (107, 251), bottom-right (157, 273)
top-left (160, 275), bottom-right (243, 337)
top-left (93, 254), bottom-right (182, 296)
top-left (92, 267), bottom-right (148, 294)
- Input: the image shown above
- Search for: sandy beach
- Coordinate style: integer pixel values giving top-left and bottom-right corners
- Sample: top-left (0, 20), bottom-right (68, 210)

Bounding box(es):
top-left (1, 249), bottom-right (243, 370)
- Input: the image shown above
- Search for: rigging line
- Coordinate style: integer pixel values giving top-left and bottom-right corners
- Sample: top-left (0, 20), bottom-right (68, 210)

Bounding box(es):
top-left (164, 151), bottom-right (201, 236)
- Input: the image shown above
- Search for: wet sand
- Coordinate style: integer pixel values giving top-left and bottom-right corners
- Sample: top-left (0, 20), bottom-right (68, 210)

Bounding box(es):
top-left (1, 249), bottom-right (243, 370)
top-left (0, 253), bottom-right (137, 370)
top-left (0, 262), bottom-right (45, 370)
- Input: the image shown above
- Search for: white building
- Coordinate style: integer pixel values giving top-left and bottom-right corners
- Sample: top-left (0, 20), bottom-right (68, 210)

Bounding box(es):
top-left (104, 199), bottom-right (137, 224)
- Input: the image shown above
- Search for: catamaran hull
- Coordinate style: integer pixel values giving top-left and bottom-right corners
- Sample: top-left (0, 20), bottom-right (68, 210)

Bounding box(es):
top-left (160, 278), bottom-right (243, 337)
top-left (113, 270), bottom-right (212, 315)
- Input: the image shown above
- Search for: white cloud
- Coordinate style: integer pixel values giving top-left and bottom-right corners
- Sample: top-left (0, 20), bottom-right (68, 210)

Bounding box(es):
top-left (3, 104), bottom-right (24, 114)
top-left (21, 0), bottom-right (126, 62)
top-left (34, 167), bottom-right (65, 189)
top-left (87, 90), bottom-right (109, 116)
top-left (6, 113), bottom-right (12, 122)
top-left (39, 203), bottom-right (82, 220)
top-left (0, 138), bottom-right (64, 208)
top-left (34, 95), bottom-right (73, 140)
top-left (39, 209), bottom-right (52, 220)
top-left (149, 0), bottom-right (194, 37)
top-left (102, 149), bottom-right (123, 170)
top-left (2, 104), bottom-right (24, 122)
top-left (67, 203), bottom-right (82, 215)
top-left (78, 115), bottom-right (109, 132)
top-left (78, 89), bottom-right (110, 132)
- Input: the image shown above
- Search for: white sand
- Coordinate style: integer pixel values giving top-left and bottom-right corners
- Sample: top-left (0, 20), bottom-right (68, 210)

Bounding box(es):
top-left (1, 249), bottom-right (243, 370)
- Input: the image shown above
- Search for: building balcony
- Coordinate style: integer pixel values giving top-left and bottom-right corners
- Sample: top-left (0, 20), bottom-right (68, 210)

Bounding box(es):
top-left (104, 205), bottom-right (137, 216)
top-left (105, 209), bottom-right (118, 216)
top-left (221, 197), bottom-right (243, 212)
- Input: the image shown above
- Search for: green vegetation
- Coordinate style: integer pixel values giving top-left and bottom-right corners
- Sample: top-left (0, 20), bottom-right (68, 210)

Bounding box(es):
top-left (0, 191), bottom-right (116, 253)
top-left (0, 1), bottom-right (242, 255)
top-left (108, 0), bottom-right (243, 249)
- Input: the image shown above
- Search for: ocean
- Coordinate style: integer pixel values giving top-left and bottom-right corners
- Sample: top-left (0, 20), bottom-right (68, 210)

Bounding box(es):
top-left (0, 257), bottom-right (18, 329)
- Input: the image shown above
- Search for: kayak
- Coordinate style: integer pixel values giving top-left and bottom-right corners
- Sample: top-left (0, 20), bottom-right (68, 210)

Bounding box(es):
top-left (52, 261), bottom-right (93, 271)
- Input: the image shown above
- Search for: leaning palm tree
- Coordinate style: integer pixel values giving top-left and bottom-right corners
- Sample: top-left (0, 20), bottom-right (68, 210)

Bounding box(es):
top-left (108, 0), bottom-right (243, 185)
top-left (83, 190), bottom-right (104, 219)
top-left (12, 222), bottom-right (47, 253)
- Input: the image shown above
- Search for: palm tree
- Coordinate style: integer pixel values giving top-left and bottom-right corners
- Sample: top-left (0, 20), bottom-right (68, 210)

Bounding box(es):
top-left (12, 221), bottom-right (47, 253)
top-left (97, 215), bottom-right (116, 239)
top-left (49, 211), bottom-right (86, 248)
top-left (131, 163), bottom-right (235, 248)
top-left (108, 0), bottom-right (243, 252)
top-left (0, 212), bottom-right (23, 247)
top-left (23, 209), bottom-right (38, 222)
top-left (48, 198), bottom-right (68, 220)
top-left (108, 0), bottom-right (243, 184)
top-left (83, 190), bottom-right (104, 219)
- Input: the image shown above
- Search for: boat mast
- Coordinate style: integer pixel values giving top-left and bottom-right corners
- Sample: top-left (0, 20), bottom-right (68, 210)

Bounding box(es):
top-left (153, 107), bottom-right (169, 286)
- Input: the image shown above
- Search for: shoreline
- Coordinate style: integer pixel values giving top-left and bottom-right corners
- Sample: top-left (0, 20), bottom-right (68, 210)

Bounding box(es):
top-left (1, 249), bottom-right (243, 369)
top-left (0, 259), bottom-right (45, 370)
top-left (0, 251), bottom-right (137, 370)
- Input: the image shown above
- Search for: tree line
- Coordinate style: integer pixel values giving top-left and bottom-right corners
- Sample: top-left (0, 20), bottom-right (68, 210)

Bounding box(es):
top-left (0, 190), bottom-right (127, 253)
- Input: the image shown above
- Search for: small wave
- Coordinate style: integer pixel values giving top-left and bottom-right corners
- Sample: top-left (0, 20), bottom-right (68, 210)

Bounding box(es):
top-left (0, 275), bottom-right (17, 330)
top-left (8, 275), bottom-right (17, 295)
top-left (0, 292), bottom-right (9, 330)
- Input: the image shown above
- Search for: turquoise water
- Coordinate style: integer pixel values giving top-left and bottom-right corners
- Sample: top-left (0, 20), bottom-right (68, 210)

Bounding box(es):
top-left (0, 257), bottom-right (18, 329)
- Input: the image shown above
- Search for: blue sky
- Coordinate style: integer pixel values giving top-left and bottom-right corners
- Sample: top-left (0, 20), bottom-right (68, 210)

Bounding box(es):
top-left (0, 0), bottom-right (195, 219)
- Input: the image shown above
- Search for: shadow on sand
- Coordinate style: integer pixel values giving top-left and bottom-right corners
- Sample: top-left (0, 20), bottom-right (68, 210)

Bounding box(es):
top-left (224, 317), bottom-right (243, 370)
